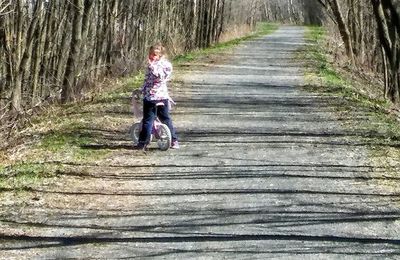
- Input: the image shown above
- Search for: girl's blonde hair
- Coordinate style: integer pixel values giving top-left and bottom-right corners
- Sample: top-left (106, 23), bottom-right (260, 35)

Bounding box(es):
top-left (149, 42), bottom-right (166, 57)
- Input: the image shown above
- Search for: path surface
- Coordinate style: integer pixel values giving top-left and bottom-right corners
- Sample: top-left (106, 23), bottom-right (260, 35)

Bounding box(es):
top-left (1, 26), bottom-right (400, 259)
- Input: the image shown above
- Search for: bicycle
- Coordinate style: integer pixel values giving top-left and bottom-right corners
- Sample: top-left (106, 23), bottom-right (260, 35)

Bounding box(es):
top-left (129, 91), bottom-right (172, 151)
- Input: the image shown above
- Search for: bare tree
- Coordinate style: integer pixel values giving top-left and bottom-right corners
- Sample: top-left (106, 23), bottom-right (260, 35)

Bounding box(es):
top-left (316, 0), bottom-right (355, 63)
top-left (0, 0), bottom-right (11, 16)
top-left (314, 0), bottom-right (400, 103)
top-left (1, 0), bottom-right (245, 115)
top-left (371, 0), bottom-right (400, 102)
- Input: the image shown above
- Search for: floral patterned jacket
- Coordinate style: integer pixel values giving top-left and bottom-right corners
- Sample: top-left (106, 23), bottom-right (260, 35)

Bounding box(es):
top-left (141, 57), bottom-right (173, 102)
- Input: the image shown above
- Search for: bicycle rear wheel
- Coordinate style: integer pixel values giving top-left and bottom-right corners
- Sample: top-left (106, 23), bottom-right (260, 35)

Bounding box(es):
top-left (129, 122), bottom-right (141, 144)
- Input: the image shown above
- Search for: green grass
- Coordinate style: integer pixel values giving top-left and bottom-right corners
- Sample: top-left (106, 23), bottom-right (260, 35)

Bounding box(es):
top-left (39, 120), bottom-right (87, 149)
top-left (304, 27), bottom-right (335, 81)
top-left (0, 162), bottom-right (56, 190)
top-left (307, 25), bottom-right (325, 42)
top-left (303, 25), bottom-right (400, 171)
top-left (95, 74), bottom-right (144, 104)
top-left (304, 26), bottom-right (391, 109)
top-left (0, 94), bottom-right (116, 191)
top-left (38, 119), bottom-right (111, 161)
top-left (0, 123), bottom-right (111, 189)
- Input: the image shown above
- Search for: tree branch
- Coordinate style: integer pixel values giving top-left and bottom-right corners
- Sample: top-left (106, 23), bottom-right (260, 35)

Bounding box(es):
top-left (0, 0), bottom-right (11, 16)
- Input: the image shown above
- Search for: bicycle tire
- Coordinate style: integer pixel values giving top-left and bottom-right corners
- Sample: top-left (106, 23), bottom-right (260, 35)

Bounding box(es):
top-left (156, 124), bottom-right (172, 151)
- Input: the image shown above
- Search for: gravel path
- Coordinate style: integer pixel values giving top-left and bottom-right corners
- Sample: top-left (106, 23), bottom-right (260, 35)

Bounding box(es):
top-left (1, 26), bottom-right (400, 259)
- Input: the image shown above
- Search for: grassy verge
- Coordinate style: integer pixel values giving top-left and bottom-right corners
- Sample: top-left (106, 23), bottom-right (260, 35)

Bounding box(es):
top-left (304, 27), bottom-right (390, 108)
top-left (303, 26), bottom-right (400, 180)
top-left (0, 75), bottom-right (144, 190)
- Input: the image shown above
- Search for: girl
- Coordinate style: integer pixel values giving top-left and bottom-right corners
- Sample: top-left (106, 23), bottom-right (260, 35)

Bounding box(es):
top-left (134, 43), bottom-right (179, 150)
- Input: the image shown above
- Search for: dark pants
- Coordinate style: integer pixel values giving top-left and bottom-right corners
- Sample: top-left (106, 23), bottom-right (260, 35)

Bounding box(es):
top-left (138, 99), bottom-right (178, 145)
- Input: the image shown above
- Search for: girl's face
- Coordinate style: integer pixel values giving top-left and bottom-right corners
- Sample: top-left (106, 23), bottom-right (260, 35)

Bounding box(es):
top-left (149, 46), bottom-right (162, 61)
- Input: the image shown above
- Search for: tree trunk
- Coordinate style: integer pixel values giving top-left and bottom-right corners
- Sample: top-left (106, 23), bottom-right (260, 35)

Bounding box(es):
top-left (372, 0), bottom-right (400, 103)
top-left (11, 0), bottom-right (43, 111)
top-left (61, 0), bottom-right (84, 103)
top-left (31, 5), bottom-right (47, 106)
top-left (328, 0), bottom-right (355, 64)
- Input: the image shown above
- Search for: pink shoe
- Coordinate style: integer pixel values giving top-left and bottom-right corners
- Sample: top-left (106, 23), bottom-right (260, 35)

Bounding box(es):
top-left (171, 141), bottom-right (180, 149)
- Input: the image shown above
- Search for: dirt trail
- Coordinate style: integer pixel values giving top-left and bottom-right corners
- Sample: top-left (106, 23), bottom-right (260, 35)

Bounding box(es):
top-left (1, 26), bottom-right (400, 259)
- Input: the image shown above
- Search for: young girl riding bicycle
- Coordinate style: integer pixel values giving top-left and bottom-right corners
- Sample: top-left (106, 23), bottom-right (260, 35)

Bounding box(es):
top-left (133, 42), bottom-right (179, 150)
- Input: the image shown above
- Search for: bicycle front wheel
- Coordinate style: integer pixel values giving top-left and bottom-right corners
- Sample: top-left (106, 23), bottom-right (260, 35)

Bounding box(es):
top-left (156, 124), bottom-right (172, 151)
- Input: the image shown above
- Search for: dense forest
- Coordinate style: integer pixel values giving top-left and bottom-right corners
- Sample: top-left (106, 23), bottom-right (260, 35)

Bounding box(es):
top-left (0, 0), bottom-right (399, 121)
